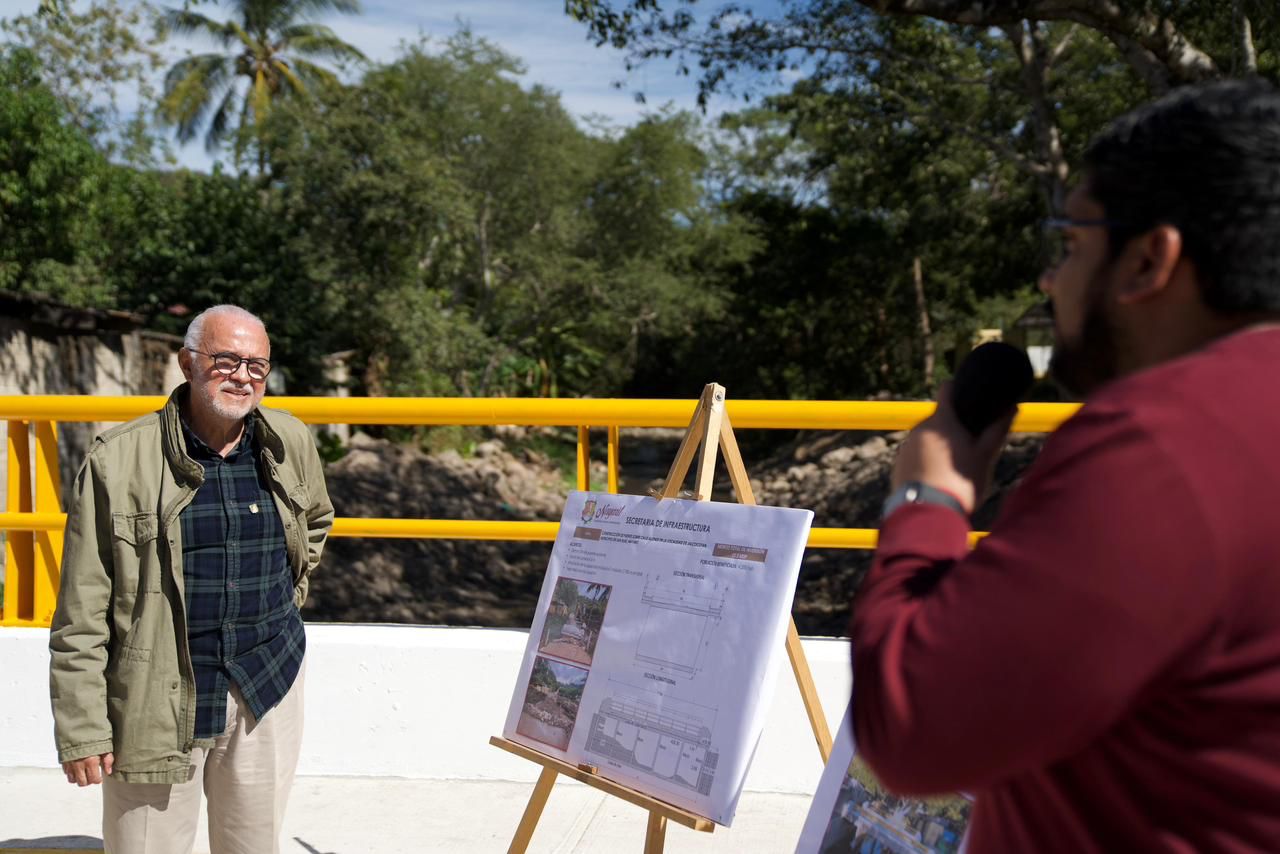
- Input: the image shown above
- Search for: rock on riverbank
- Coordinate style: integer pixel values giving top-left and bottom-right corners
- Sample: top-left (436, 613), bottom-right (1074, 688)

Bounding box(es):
top-left (305, 429), bottom-right (1044, 636)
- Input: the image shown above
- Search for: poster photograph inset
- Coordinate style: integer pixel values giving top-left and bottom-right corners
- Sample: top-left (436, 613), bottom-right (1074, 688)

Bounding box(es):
top-left (536, 577), bottom-right (611, 666)
top-left (502, 490), bottom-right (814, 826)
top-left (795, 701), bottom-right (973, 854)
top-left (516, 656), bottom-right (589, 751)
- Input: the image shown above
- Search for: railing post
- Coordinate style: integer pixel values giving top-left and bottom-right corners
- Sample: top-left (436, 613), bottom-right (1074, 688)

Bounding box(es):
top-left (33, 420), bottom-right (62, 626)
top-left (3, 420), bottom-right (33, 626)
top-left (607, 425), bottom-right (620, 494)
top-left (576, 426), bottom-right (591, 492)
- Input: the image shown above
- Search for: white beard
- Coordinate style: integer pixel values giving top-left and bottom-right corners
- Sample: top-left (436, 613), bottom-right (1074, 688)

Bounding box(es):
top-left (195, 379), bottom-right (258, 421)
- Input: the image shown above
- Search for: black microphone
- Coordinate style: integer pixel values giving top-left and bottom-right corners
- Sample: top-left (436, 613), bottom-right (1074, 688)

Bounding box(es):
top-left (951, 342), bottom-right (1035, 436)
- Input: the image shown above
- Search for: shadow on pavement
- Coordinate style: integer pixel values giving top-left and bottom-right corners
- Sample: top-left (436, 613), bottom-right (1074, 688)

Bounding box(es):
top-left (0, 836), bottom-right (102, 850)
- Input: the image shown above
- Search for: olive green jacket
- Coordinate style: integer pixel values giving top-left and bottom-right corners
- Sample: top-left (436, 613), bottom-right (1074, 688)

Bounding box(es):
top-left (48, 386), bottom-right (334, 783)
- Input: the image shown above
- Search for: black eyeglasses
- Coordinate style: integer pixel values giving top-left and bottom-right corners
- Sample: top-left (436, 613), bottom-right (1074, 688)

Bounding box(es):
top-left (187, 349), bottom-right (272, 381)
top-left (1041, 217), bottom-right (1131, 266)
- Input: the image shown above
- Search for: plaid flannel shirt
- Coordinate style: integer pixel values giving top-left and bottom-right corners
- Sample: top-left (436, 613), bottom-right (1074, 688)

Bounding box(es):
top-left (180, 416), bottom-right (305, 740)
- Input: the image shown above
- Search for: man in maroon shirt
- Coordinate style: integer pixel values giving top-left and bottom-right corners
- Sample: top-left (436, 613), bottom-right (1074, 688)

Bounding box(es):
top-left (851, 81), bottom-right (1280, 852)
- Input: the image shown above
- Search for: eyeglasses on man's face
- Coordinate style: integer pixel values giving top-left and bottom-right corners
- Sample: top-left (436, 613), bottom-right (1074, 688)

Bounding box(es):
top-left (188, 349), bottom-right (272, 381)
top-left (1040, 217), bottom-right (1130, 266)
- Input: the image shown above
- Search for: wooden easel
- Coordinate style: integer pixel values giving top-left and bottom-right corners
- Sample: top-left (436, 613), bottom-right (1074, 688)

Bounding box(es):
top-left (491, 382), bottom-right (834, 852)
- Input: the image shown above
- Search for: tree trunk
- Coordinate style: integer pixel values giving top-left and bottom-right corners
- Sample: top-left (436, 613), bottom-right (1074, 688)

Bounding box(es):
top-left (859, 0), bottom-right (1218, 89)
top-left (875, 305), bottom-right (891, 390)
top-left (912, 256), bottom-right (935, 393)
top-left (1235, 2), bottom-right (1258, 74)
top-left (538, 356), bottom-right (554, 398)
top-left (477, 194), bottom-right (494, 315)
top-left (1002, 21), bottom-right (1071, 214)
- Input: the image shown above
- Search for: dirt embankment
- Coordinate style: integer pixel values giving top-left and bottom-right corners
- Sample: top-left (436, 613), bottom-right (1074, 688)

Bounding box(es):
top-left (304, 433), bottom-right (564, 626)
top-left (304, 429), bottom-right (1044, 636)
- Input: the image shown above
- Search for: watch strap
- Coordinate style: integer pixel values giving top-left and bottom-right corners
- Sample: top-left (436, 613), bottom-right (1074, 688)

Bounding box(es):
top-left (882, 481), bottom-right (968, 520)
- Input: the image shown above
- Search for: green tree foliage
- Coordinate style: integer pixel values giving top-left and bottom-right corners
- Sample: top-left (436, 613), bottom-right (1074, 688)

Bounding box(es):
top-left (158, 0), bottom-right (365, 169)
top-left (18, 1), bottom-right (1256, 404)
top-left (0, 47), bottom-right (113, 303)
top-left (261, 37), bottom-right (505, 396)
top-left (846, 756), bottom-right (970, 823)
top-left (554, 579), bottom-right (581, 613)
top-left (0, 21), bottom-right (742, 400)
top-left (97, 165), bottom-right (331, 388)
top-left (0, 43), bottom-right (328, 386)
top-left (564, 1), bottom-right (1269, 394)
top-left (627, 17), bottom-right (1055, 397)
top-left (530, 658), bottom-right (558, 691)
top-left (1, 0), bottom-right (170, 165)
top-left (569, 1), bottom-right (1280, 90)
top-left (263, 34), bottom-right (746, 398)
top-left (493, 110), bottom-right (753, 396)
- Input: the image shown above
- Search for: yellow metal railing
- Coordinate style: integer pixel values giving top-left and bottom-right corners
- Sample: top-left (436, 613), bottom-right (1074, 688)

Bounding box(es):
top-left (1, 395), bottom-right (1078, 627)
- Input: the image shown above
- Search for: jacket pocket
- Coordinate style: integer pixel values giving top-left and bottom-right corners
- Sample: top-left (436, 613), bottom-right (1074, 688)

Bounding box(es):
top-left (108, 618), bottom-right (155, 675)
top-left (112, 511), bottom-right (158, 546)
top-left (119, 644), bottom-right (151, 664)
top-left (107, 614), bottom-right (180, 771)
top-left (110, 511), bottom-right (163, 597)
top-left (287, 484), bottom-right (311, 558)
top-left (287, 482), bottom-right (310, 513)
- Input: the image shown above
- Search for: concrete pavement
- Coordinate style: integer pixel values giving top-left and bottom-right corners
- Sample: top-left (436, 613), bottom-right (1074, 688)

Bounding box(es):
top-left (0, 767), bottom-right (811, 853)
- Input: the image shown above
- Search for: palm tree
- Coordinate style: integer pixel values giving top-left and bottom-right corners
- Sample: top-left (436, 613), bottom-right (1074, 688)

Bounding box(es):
top-left (159, 0), bottom-right (365, 169)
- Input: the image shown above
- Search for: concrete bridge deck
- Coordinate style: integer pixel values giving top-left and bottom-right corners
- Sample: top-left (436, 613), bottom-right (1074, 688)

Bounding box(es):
top-left (0, 767), bottom-right (812, 852)
top-left (0, 625), bottom-right (852, 853)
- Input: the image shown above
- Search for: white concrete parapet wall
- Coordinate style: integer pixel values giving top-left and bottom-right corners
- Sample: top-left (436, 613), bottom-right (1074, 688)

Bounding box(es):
top-left (1, 624), bottom-right (851, 794)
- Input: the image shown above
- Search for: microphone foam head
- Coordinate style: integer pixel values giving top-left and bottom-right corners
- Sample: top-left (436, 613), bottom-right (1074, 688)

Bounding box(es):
top-left (951, 342), bottom-right (1035, 435)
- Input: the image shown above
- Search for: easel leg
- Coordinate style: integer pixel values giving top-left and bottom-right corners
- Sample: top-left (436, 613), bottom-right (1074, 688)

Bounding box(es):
top-left (644, 811), bottom-right (668, 854)
top-left (786, 618), bottom-right (834, 763)
top-left (508, 767), bottom-right (559, 854)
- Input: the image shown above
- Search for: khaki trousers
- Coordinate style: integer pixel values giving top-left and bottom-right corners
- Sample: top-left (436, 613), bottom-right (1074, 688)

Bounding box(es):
top-left (102, 662), bottom-right (305, 854)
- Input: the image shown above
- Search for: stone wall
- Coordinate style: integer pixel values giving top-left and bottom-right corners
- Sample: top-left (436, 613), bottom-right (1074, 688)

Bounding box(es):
top-left (0, 293), bottom-right (184, 506)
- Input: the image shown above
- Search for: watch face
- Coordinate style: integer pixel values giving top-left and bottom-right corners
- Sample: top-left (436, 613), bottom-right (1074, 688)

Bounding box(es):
top-left (883, 481), bottom-right (965, 520)
top-left (881, 484), bottom-right (913, 520)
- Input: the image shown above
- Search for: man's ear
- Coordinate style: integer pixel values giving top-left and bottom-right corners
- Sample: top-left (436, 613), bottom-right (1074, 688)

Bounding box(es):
top-left (1115, 225), bottom-right (1183, 305)
top-left (178, 347), bottom-right (193, 382)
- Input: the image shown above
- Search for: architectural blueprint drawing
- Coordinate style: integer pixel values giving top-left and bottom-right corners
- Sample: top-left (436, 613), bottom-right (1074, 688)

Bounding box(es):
top-left (585, 688), bottom-right (719, 795)
top-left (634, 576), bottom-right (726, 677)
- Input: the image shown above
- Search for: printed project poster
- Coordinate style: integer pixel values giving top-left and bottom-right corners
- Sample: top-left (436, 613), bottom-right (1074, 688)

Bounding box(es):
top-left (796, 702), bottom-right (973, 854)
top-left (502, 491), bottom-right (814, 826)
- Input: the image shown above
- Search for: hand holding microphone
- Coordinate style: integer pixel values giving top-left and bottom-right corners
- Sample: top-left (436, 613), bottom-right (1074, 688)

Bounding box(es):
top-left (889, 343), bottom-right (1035, 515)
top-left (951, 342), bottom-right (1036, 437)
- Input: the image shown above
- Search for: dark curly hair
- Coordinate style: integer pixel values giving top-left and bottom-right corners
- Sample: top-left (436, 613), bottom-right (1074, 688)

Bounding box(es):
top-left (1085, 79), bottom-right (1280, 315)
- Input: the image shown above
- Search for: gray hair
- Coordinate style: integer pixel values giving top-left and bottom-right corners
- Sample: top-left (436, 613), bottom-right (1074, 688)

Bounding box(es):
top-left (183, 305), bottom-right (268, 352)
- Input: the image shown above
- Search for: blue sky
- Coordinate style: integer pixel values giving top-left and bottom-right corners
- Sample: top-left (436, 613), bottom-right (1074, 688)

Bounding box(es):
top-left (0, 0), bottom-right (793, 172)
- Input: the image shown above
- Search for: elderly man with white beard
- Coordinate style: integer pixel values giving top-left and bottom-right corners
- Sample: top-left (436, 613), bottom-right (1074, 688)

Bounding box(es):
top-left (49, 304), bottom-right (333, 854)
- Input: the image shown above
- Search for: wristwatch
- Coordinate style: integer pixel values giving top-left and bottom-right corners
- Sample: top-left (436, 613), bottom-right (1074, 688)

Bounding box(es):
top-left (882, 481), bottom-right (968, 520)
